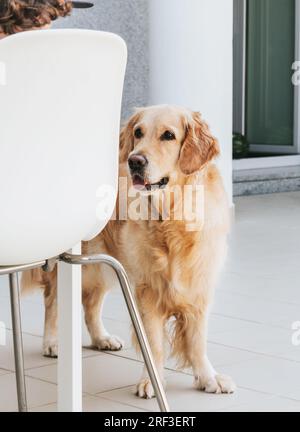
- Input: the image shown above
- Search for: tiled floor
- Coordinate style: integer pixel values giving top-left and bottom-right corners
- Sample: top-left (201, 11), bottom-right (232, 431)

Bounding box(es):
top-left (0, 191), bottom-right (300, 412)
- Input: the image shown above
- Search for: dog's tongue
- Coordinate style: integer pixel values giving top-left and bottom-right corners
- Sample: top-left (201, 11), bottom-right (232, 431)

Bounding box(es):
top-left (132, 174), bottom-right (146, 190)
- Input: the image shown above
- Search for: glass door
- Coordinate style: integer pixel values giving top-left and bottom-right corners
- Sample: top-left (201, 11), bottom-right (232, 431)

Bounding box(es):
top-left (233, 0), bottom-right (300, 157)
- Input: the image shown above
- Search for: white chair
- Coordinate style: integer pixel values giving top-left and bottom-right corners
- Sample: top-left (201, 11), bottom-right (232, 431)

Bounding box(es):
top-left (0, 29), bottom-right (169, 412)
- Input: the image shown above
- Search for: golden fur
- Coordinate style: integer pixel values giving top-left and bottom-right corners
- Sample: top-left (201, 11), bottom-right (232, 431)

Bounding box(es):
top-left (22, 105), bottom-right (235, 396)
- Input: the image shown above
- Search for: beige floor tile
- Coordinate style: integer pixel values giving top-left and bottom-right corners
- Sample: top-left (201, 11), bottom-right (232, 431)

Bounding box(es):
top-left (220, 395), bottom-right (300, 412)
top-left (0, 331), bottom-right (56, 371)
top-left (220, 356), bottom-right (300, 400)
top-left (102, 372), bottom-right (272, 412)
top-left (209, 320), bottom-right (300, 362)
top-left (208, 314), bottom-right (251, 335)
top-left (27, 353), bottom-right (145, 395)
top-left (212, 290), bottom-right (300, 330)
top-left (0, 276), bottom-right (9, 298)
top-left (0, 296), bottom-right (45, 337)
top-left (31, 394), bottom-right (146, 412)
top-left (0, 373), bottom-right (56, 412)
top-left (0, 368), bottom-right (11, 376)
top-left (217, 272), bottom-right (300, 306)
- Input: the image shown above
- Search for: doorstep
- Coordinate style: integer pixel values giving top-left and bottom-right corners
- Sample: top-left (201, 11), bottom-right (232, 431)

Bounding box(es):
top-left (233, 165), bottom-right (300, 196)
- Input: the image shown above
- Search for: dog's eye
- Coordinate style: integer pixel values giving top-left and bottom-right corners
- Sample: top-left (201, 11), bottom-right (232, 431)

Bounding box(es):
top-left (134, 128), bottom-right (143, 139)
top-left (161, 130), bottom-right (176, 141)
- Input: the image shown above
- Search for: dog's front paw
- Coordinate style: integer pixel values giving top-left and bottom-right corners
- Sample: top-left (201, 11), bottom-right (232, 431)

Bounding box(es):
top-left (92, 335), bottom-right (124, 351)
top-left (215, 374), bottom-right (236, 393)
top-left (195, 374), bottom-right (236, 394)
top-left (43, 341), bottom-right (58, 358)
top-left (136, 378), bottom-right (155, 399)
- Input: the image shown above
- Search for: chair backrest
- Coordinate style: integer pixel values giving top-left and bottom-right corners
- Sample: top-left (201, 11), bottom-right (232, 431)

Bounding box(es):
top-left (0, 29), bottom-right (127, 265)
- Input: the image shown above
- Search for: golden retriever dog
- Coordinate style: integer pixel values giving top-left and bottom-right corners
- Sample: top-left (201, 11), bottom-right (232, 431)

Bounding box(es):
top-left (22, 105), bottom-right (236, 398)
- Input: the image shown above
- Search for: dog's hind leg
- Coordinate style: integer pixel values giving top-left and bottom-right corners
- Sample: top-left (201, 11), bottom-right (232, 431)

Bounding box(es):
top-left (43, 271), bottom-right (58, 358)
top-left (82, 264), bottom-right (124, 351)
top-left (22, 267), bottom-right (58, 358)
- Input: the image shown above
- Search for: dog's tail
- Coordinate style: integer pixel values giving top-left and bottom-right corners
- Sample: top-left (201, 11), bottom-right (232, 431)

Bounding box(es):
top-left (170, 302), bottom-right (206, 370)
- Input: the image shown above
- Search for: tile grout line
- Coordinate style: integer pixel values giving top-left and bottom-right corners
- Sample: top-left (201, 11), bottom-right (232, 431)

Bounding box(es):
top-left (207, 341), bottom-right (300, 364)
top-left (89, 392), bottom-right (153, 412)
top-left (215, 287), bottom-right (300, 307)
top-left (210, 311), bottom-right (297, 332)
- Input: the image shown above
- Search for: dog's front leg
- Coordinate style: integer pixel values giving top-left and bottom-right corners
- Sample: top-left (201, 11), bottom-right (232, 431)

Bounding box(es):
top-left (184, 312), bottom-right (236, 394)
top-left (135, 309), bottom-right (165, 399)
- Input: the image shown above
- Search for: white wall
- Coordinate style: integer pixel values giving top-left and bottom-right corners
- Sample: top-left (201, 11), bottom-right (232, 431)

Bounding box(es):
top-left (148, 0), bottom-right (233, 202)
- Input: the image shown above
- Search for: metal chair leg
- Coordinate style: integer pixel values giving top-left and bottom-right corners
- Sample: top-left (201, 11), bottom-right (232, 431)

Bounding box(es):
top-left (109, 259), bottom-right (170, 412)
top-left (60, 253), bottom-right (170, 412)
top-left (9, 272), bottom-right (28, 412)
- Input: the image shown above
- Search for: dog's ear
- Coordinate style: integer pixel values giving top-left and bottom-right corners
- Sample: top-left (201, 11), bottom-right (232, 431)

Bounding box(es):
top-left (119, 110), bottom-right (142, 163)
top-left (179, 112), bottom-right (220, 175)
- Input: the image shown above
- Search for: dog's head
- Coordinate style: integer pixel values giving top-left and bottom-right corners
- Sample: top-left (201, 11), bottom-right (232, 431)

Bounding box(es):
top-left (120, 105), bottom-right (220, 192)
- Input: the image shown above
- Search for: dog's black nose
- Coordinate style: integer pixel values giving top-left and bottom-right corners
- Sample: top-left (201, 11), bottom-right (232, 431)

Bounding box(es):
top-left (128, 154), bottom-right (148, 171)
